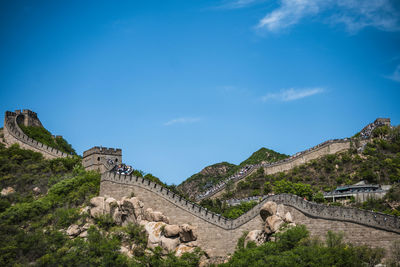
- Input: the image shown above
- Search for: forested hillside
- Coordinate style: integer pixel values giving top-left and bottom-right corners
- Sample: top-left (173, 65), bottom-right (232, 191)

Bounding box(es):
top-left (18, 124), bottom-right (76, 155)
top-left (203, 125), bottom-right (400, 217)
top-left (178, 148), bottom-right (288, 199)
top-left (0, 144), bottom-right (203, 266)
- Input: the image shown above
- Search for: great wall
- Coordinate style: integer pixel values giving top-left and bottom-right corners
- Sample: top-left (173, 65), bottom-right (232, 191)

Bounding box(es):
top-left (100, 171), bottom-right (400, 257)
top-left (2, 110), bottom-right (399, 258)
top-left (196, 118), bottom-right (390, 201)
top-left (2, 110), bottom-right (71, 159)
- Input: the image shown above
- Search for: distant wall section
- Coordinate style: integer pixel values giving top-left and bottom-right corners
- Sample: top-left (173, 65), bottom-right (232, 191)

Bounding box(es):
top-left (3, 110), bottom-right (70, 159)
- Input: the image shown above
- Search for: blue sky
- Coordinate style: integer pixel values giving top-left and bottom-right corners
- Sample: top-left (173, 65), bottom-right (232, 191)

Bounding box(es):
top-left (1, 0), bottom-right (399, 185)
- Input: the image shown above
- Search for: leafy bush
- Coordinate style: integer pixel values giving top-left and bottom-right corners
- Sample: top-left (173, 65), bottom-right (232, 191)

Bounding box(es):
top-left (221, 225), bottom-right (385, 267)
top-left (274, 180), bottom-right (314, 199)
top-left (18, 125), bottom-right (76, 155)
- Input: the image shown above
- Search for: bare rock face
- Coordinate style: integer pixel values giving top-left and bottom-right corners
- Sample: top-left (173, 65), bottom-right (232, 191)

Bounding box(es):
top-left (160, 236), bottom-right (180, 252)
top-left (145, 221), bottom-right (167, 249)
top-left (260, 201), bottom-right (277, 221)
top-left (179, 224), bottom-right (197, 242)
top-left (33, 186), bottom-right (41, 194)
top-left (164, 225), bottom-right (180, 238)
top-left (276, 204), bottom-right (285, 219)
top-left (83, 195), bottom-right (200, 257)
top-left (120, 246), bottom-right (133, 258)
top-left (175, 244), bottom-right (196, 257)
top-left (265, 215), bottom-right (284, 233)
top-left (151, 211), bottom-right (170, 224)
top-left (284, 212), bottom-right (293, 223)
top-left (105, 197), bottom-right (118, 214)
top-left (66, 224), bottom-right (81, 237)
top-left (1, 186), bottom-right (15, 196)
top-left (79, 231), bottom-right (88, 238)
top-left (90, 196), bottom-right (106, 218)
top-left (244, 230), bottom-right (267, 247)
top-left (145, 208), bottom-right (154, 222)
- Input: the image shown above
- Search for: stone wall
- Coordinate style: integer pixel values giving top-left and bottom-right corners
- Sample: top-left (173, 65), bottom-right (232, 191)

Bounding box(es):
top-left (100, 172), bottom-right (400, 257)
top-left (3, 111), bottom-right (70, 159)
top-left (82, 146), bottom-right (122, 172)
top-left (208, 140), bottom-right (352, 199)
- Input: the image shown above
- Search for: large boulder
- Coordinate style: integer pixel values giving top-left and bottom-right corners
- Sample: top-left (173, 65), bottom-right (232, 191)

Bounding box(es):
top-left (33, 187), bottom-right (41, 194)
top-left (276, 204), bottom-right (285, 219)
top-left (175, 244), bottom-right (196, 257)
top-left (260, 201), bottom-right (277, 221)
top-left (144, 208), bottom-right (169, 223)
top-left (144, 221), bottom-right (167, 248)
top-left (66, 224), bottom-right (81, 237)
top-left (265, 215), bottom-right (284, 233)
top-left (160, 236), bottom-right (180, 252)
top-left (105, 197), bottom-right (118, 214)
top-left (244, 230), bottom-right (267, 247)
top-left (90, 197), bottom-right (106, 218)
top-left (151, 211), bottom-right (169, 224)
top-left (120, 197), bottom-right (145, 220)
top-left (164, 225), bottom-right (180, 238)
top-left (1, 186), bottom-right (15, 196)
top-left (179, 224), bottom-right (197, 243)
top-left (284, 212), bottom-right (293, 223)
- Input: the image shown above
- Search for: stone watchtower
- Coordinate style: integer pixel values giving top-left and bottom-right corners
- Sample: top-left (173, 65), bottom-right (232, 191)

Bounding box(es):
top-left (82, 146), bottom-right (122, 173)
top-left (14, 109), bottom-right (43, 127)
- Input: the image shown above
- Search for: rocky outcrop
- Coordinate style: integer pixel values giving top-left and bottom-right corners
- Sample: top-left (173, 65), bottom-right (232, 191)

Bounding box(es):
top-left (33, 186), bottom-right (41, 194)
top-left (260, 201), bottom-right (277, 221)
top-left (244, 230), bottom-right (267, 247)
top-left (1, 186), bottom-right (15, 196)
top-left (245, 201), bottom-right (295, 248)
top-left (67, 195), bottom-right (200, 257)
top-left (179, 224), bottom-right (197, 242)
top-left (164, 225), bottom-right (180, 237)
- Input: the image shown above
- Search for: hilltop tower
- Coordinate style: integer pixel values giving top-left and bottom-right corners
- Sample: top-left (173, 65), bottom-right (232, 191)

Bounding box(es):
top-left (14, 109), bottom-right (43, 128)
top-left (82, 146), bottom-right (122, 172)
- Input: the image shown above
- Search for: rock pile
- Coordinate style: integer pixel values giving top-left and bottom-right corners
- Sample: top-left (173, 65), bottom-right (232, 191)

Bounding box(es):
top-left (1, 186), bottom-right (15, 196)
top-left (66, 195), bottom-right (198, 257)
top-left (245, 201), bottom-right (295, 247)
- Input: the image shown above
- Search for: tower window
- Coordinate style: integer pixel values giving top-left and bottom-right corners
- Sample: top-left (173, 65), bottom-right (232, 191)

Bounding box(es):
top-left (97, 157), bottom-right (100, 161)
top-left (115, 158), bottom-right (118, 162)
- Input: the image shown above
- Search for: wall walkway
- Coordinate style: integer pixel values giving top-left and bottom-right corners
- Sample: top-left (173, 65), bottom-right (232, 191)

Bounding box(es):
top-left (3, 111), bottom-right (70, 159)
top-left (100, 172), bottom-right (400, 257)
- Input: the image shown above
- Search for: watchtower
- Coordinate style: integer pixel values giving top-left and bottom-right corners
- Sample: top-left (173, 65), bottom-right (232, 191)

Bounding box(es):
top-left (14, 109), bottom-right (43, 127)
top-left (82, 146), bottom-right (122, 172)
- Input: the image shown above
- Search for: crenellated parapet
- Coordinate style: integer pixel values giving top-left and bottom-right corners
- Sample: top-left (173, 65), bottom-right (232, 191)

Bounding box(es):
top-left (101, 171), bottom-right (400, 233)
top-left (83, 146), bottom-right (122, 172)
top-left (3, 111), bottom-right (70, 159)
top-left (197, 118), bottom-right (390, 201)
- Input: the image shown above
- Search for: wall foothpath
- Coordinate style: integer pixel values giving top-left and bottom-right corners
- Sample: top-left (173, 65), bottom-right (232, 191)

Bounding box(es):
top-left (100, 172), bottom-right (400, 257)
top-left (198, 118), bottom-right (390, 200)
top-left (3, 111), bottom-right (70, 159)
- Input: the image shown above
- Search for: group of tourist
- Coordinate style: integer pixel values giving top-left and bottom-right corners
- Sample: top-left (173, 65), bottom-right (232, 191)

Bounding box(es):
top-left (359, 120), bottom-right (387, 139)
top-left (114, 163), bottom-right (133, 175)
top-left (196, 165), bottom-right (254, 200)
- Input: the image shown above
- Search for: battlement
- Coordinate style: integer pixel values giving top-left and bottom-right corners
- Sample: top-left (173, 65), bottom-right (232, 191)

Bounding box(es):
top-left (3, 110), bottom-right (69, 159)
top-left (82, 146), bottom-right (122, 172)
top-left (374, 118), bottom-right (391, 126)
top-left (101, 171), bottom-right (400, 233)
top-left (83, 146), bottom-right (122, 157)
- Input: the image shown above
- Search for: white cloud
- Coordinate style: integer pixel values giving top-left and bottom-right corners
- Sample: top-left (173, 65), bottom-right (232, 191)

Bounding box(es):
top-left (216, 0), bottom-right (266, 9)
top-left (262, 87), bottom-right (324, 102)
top-left (254, 0), bottom-right (400, 33)
top-left (386, 65), bottom-right (400, 82)
top-left (164, 117), bottom-right (202, 126)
